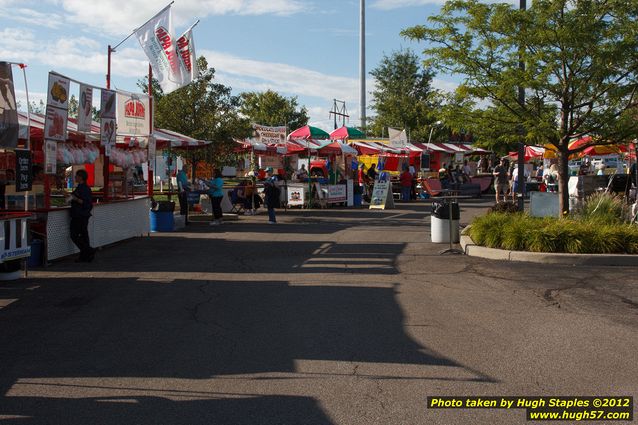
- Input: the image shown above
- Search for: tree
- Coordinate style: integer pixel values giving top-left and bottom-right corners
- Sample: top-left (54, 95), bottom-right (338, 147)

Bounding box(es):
top-left (403, 0), bottom-right (638, 214)
top-left (240, 90), bottom-right (309, 131)
top-left (368, 49), bottom-right (442, 141)
top-left (139, 57), bottom-right (251, 170)
top-left (68, 95), bottom-right (78, 119)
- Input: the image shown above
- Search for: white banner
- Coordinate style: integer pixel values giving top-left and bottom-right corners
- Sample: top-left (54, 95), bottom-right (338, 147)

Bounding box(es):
top-left (176, 24), bottom-right (198, 86)
top-left (135, 5), bottom-right (183, 94)
top-left (388, 127), bottom-right (408, 148)
top-left (44, 105), bottom-right (68, 141)
top-left (46, 73), bottom-right (70, 109)
top-left (101, 117), bottom-right (116, 149)
top-left (327, 184), bottom-right (347, 203)
top-left (45, 139), bottom-right (57, 175)
top-left (100, 89), bottom-right (116, 119)
top-left (254, 124), bottom-right (286, 144)
top-left (116, 91), bottom-right (150, 136)
top-left (77, 84), bottom-right (93, 132)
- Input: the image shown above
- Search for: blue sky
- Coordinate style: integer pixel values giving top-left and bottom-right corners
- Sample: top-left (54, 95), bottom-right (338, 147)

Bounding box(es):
top-left (0, 0), bottom-right (459, 131)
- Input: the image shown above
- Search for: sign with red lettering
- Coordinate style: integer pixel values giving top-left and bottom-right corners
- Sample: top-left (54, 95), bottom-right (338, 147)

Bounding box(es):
top-left (116, 91), bottom-right (150, 136)
top-left (176, 25), bottom-right (198, 85)
top-left (135, 5), bottom-right (183, 94)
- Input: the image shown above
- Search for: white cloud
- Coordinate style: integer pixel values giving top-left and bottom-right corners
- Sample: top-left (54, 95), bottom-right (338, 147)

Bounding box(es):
top-left (58, 0), bottom-right (307, 36)
top-left (0, 28), bottom-right (39, 62)
top-left (372, 0), bottom-right (514, 9)
top-left (0, 7), bottom-right (65, 29)
top-left (371, 0), bottom-right (445, 9)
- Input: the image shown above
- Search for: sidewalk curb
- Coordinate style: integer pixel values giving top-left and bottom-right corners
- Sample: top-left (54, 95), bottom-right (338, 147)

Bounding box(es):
top-left (460, 234), bottom-right (638, 266)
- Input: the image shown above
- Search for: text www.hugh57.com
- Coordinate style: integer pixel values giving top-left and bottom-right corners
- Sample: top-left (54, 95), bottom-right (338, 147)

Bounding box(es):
top-left (528, 409), bottom-right (631, 421)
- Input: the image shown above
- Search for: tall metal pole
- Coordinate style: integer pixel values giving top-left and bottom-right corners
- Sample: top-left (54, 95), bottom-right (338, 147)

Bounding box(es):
top-left (517, 0), bottom-right (526, 211)
top-left (103, 46), bottom-right (112, 201)
top-left (359, 0), bottom-right (366, 132)
top-left (147, 64), bottom-right (154, 198)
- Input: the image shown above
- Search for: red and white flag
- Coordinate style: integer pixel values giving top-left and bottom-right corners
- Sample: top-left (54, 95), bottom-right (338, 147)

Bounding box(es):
top-left (135, 5), bottom-right (183, 94)
top-left (176, 23), bottom-right (199, 85)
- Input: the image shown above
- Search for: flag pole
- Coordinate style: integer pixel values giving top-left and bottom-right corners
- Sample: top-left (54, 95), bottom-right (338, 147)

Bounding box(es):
top-left (147, 64), bottom-right (154, 198)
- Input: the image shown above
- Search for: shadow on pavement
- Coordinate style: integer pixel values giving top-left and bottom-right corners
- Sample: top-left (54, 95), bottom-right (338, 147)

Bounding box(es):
top-left (0, 394), bottom-right (333, 425)
top-left (0, 276), bottom-right (494, 422)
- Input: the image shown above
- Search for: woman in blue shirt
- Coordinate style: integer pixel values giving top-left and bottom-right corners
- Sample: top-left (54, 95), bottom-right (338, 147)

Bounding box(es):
top-left (207, 169), bottom-right (225, 226)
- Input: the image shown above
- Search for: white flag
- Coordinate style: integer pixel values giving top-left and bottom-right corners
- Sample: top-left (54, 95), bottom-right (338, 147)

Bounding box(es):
top-left (135, 5), bottom-right (183, 94)
top-left (176, 24), bottom-right (198, 85)
top-left (388, 128), bottom-right (408, 148)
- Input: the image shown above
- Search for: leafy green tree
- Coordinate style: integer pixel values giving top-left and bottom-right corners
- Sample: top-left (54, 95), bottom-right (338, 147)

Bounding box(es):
top-left (139, 57), bottom-right (251, 172)
top-left (240, 90), bottom-right (308, 131)
top-left (368, 49), bottom-right (442, 141)
top-left (403, 0), bottom-right (638, 214)
top-left (68, 95), bottom-right (78, 119)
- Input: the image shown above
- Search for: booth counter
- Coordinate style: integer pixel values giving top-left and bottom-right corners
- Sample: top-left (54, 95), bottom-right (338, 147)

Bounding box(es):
top-left (38, 196), bottom-right (150, 261)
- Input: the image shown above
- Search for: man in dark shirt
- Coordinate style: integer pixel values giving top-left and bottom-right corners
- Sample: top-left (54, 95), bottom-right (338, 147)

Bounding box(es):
top-left (69, 169), bottom-right (95, 262)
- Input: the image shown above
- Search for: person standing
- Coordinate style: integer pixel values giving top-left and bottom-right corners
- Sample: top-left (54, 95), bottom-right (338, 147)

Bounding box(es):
top-left (493, 159), bottom-right (509, 203)
top-left (399, 166), bottom-right (412, 201)
top-left (68, 169), bottom-right (95, 262)
top-left (366, 163), bottom-right (378, 181)
top-left (264, 168), bottom-right (280, 224)
top-left (176, 164), bottom-right (191, 224)
top-left (207, 169), bottom-right (224, 226)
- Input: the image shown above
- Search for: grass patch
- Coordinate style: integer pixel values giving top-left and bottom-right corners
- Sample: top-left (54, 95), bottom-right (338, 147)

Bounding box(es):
top-left (469, 212), bottom-right (638, 254)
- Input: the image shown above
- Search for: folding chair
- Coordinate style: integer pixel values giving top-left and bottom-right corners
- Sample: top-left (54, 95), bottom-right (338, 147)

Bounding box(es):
top-left (228, 190), bottom-right (245, 215)
top-left (421, 178), bottom-right (443, 197)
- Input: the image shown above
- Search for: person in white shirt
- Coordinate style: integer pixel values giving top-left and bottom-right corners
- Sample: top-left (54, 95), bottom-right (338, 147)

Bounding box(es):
top-left (511, 166), bottom-right (530, 201)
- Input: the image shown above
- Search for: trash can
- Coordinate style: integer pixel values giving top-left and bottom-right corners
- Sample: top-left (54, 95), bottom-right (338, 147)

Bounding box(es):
top-left (27, 239), bottom-right (43, 267)
top-left (150, 201), bottom-right (175, 232)
top-left (431, 201), bottom-right (460, 243)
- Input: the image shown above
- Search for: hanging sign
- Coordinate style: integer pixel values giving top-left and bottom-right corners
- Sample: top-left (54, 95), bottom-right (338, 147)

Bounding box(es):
top-left (46, 73), bottom-right (70, 109)
top-left (0, 62), bottom-right (19, 148)
top-left (100, 89), bottom-right (116, 119)
top-left (116, 91), bottom-right (150, 136)
top-left (369, 180), bottom-right (395, 210)
top-left (177, 24), bottom-right (199, 86)
top-left (100, 117), bottom-right (116, 151)
top-left (254, 124), bottom-right (286, 144)
top-left (45, 140), bottom-right (57, 175)
top-left (15, 149), bottom-right (32, 192)
top-left (77, 84), bottom-right (93, 132)
top-left (44, 105), bottom-right (68, 141)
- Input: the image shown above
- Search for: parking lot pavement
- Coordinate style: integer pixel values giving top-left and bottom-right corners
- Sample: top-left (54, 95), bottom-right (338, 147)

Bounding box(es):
top-left (0, 199), bottom-right (636, 424)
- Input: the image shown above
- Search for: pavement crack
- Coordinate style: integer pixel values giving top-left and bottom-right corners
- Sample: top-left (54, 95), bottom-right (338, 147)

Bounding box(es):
top-left (185, 281), bottom-right (215, 326)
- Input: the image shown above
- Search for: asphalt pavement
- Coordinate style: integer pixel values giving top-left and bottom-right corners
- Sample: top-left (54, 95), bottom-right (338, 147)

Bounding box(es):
top-left (0, 199), bottom-right (636, 424)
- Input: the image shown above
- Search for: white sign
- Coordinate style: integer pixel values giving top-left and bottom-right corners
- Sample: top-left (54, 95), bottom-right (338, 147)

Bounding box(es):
top-left (100, 90), bottom-right (116, 119)
top-left (287, 185), bottom-right (306, 206)
top-left (135, 5), bottom-right (183, 94)
top-left (46, 73), bottom-right (70, 109)
top-left (455, 153), bottom-right (464, 163)
top-left (369, 180), bottom-right (394, 210)
top-left (327, 184), bottom-right (347, 203)
top-left (44, 139), bottom-right (57, 175)
top-left (77, 85), bottom-right (93, 132)
top-left (254, 124), bottom-right (287, 144)
top-left (259, 155), bottom-right (283, 169)
top-left (388, 128), bottom-right (408, 148)
top-left (100, 118), bottom-right (116, 148)
top-left (44, 105), bottom-right (68, 141)
top-left (116, 91), bottom-right (150, 136)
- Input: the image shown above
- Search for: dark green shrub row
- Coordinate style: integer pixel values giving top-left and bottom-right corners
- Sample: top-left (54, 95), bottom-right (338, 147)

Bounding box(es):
top-left (469, 213), bottom-right (638, 254)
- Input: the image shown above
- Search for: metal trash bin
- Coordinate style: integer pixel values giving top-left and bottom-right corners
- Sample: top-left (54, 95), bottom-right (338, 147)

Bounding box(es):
top-left (431, 201), bottom-right (460, 243)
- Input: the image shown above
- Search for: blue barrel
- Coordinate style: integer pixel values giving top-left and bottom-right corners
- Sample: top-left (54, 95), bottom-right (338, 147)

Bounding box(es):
top-left (150, 211), bottom-right (174, 232)
top-left (353, 193), bottom-right (362, 206)
top-left (27, 239), bottom-right (43, 267)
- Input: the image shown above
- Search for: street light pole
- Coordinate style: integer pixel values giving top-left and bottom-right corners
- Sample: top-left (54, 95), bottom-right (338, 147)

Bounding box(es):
top-left (426, 121), bottom-right (442, 171)
top-left (359, 0), bottom-right (366, 132)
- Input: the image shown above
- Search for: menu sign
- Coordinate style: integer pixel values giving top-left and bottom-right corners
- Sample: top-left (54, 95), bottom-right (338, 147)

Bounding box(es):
top-left (14, 149), bottom-right (32, 192)
top-left (45, 140), bottom-right (57, 175)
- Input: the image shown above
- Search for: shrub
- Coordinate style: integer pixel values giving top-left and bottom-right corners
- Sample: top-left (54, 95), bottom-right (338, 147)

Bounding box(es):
top-left (469, 212), bottom-right (638, 254)
top-left (577, 192), bottom-right (628, 224)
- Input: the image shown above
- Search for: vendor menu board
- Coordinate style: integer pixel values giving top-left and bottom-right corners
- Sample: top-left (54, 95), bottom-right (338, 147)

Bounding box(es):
top-left (77, 84), bottom-right (93, 133)
top-left (15, 149), bottom-right (32, 192)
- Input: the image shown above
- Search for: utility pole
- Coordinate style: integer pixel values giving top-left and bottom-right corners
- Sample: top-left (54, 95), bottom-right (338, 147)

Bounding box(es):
top-left (517, 0), bottom-right (526, 212)
top-left (359, 0), bottom-right (366, 132)
top-left (329, 99), bottom-right (349, 129)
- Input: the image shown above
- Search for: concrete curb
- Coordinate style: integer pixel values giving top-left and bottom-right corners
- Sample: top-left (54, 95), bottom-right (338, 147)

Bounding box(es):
top-left (460, 234), bottom-right (638, 266)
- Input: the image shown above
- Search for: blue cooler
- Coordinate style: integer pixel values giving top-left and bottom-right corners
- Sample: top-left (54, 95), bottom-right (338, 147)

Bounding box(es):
top-left (150, 211), bottom-right (174, 232)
